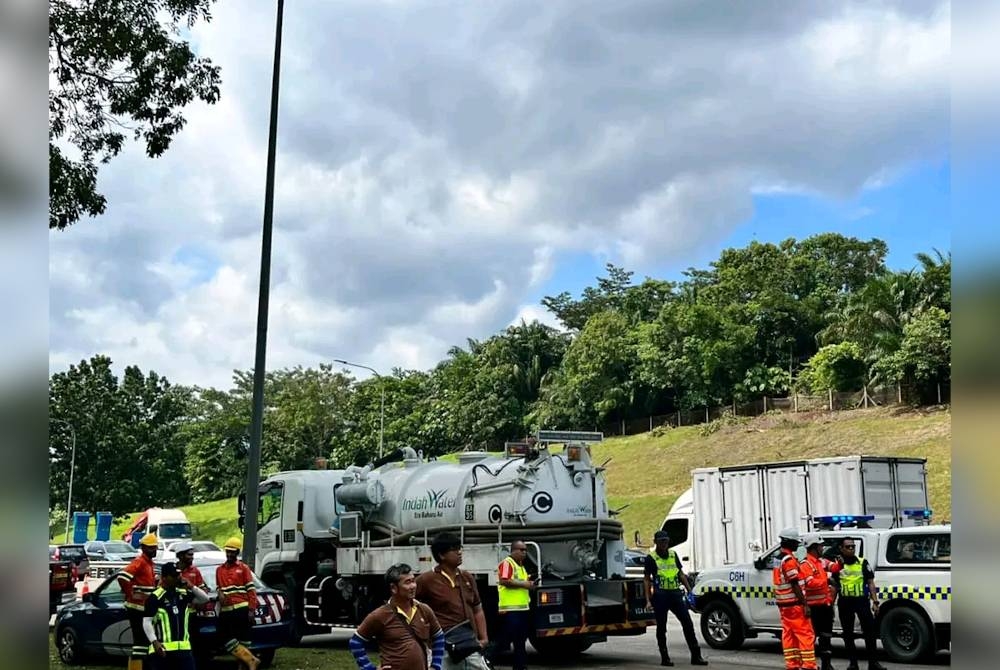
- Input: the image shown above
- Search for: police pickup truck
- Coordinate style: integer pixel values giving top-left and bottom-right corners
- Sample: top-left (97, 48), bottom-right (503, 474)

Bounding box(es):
top-left (691, 514), bottom-right (950, 663)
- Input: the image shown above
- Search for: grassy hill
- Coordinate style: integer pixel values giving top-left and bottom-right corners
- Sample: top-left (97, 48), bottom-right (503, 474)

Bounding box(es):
top-left (64, 407), bottom-right (950, 550)
top-left (599, 406), bottom-right (951, 546)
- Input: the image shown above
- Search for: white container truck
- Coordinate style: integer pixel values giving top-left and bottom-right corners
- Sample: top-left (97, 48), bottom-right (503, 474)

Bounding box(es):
top-left (659, 455), bottom-right (929, 574)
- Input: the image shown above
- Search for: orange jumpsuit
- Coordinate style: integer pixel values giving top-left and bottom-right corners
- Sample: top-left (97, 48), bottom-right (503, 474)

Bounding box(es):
top-left (773, 549), bottom-right (816, 670)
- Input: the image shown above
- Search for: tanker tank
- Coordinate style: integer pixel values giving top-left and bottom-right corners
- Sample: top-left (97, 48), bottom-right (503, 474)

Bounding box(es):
top-left (335, 439), bottom-right (626, 577)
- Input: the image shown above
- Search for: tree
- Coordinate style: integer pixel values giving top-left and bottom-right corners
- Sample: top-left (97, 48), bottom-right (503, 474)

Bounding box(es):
top-left (49, 0), bottom-right (221, 229)
top-left (49, 355), bottom-right (192, 517)
top-left (871, 307), bottom-right (951, 400)
top-left (797, 342), bottom-right (867, 393)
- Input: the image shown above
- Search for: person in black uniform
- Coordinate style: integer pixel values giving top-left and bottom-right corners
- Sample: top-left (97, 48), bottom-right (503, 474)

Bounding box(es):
top-left (142, 562), bottom-right (210, 670)
top-left (643, 530), bottom-right (708, 667)
top-left (834, 538), bottom-right (885, 670)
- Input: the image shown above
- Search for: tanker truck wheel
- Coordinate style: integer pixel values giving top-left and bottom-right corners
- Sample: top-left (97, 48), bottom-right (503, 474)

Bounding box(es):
top-left (529, 636), bottom-right (593, 659)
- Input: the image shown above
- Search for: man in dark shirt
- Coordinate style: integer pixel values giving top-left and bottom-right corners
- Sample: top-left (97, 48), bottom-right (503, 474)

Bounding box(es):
top-left (350, 563), bottom-right (446, 670)
top-left (834, 538), bottom-right (885, 670)
top-left (643, 531), bottom-right (707, 666)
top-left (415, 533), bottom-right (490, 670)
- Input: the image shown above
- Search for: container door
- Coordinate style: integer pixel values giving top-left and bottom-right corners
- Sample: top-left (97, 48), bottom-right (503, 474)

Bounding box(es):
top-left (859, 459), bottom-right (896, 528)
top-left (890, 460), bottom-right (931, 526)
top-left (692, 470), bottom-right (725, 570)
top-left (763, 464), bottom-right (810, 546)
top-left (721, 468), bottom-right (765, 566)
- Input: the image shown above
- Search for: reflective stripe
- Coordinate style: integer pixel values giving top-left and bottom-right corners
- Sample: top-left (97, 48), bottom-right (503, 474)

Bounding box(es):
top-left (802, 557), bottom-right (831, 605)
top-left (147, 587), bottom-right (192, 654)
top-left (773, 553), bottom-right (801, 604)
top-left (498, 557), bottom-right (530, 612)
top-left (220, 602), bottom-right (250, 611)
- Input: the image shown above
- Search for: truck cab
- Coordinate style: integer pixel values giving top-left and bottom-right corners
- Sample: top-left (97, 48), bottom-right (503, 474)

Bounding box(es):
top-left (692, 515), bottom-right (950, 663)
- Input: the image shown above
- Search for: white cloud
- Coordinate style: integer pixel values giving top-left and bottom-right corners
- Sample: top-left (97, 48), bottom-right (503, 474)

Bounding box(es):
top-left (49, 0), bottom-right (950, 387)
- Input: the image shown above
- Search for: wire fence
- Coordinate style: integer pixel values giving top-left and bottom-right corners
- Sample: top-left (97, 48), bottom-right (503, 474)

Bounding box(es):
top-left (599, 381), bottom-right (951, 438)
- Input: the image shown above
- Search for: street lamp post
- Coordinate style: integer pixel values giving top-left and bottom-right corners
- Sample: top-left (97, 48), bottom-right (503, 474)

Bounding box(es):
top-left (52, 418), bottom-right (77, 543)
top-left (334, 359), bottom-right (385, 459)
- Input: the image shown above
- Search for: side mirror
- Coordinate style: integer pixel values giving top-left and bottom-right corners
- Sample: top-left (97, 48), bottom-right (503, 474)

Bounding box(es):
top-left (82, 592), bottom-right (96, 604)
top-left (237, 493), bottom-right (246, 516)
top-left (237, 516), bottom-right (245, 532)
top-left (753, 557), bottom-right (766, 571)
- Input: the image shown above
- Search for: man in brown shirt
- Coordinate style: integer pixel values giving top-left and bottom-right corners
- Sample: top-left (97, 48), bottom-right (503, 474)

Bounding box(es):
top-left (350, 563), bottom-right (446, 670)
top-left (415, 533), bottom-right (490, 670)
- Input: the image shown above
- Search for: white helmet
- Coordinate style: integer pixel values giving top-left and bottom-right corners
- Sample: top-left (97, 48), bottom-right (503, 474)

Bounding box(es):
top-left (802, 533), bottom-right (824, 548)
top-left (171, 541), bottom-right (194, 554)
top-left (778, 528), bottom-right (802, 542)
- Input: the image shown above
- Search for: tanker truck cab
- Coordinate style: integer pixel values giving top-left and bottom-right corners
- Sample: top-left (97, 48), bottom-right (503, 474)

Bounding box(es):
top-left (692, 513), bottom-right (951, 663)
top-left (244, 432), bottom-right (653, 657)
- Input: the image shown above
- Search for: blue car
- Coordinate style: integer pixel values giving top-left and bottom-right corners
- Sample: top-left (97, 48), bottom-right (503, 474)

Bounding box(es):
top-left (53, 557), bottom-right (292, 667)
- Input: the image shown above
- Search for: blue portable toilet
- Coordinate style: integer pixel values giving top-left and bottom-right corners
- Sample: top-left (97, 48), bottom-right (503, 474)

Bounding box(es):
top-left (95, 512), bottom-right (113, 542)
top-left (72, 512), bottom-right (91, 544)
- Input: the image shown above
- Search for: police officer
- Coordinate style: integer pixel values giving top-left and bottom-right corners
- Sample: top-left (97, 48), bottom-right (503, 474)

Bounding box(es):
top-left (643, 530), bottom-right (708, 666)
top-left (835, 538), bottom-right (885, 670)
top-left (142, 562), bottom-right (210, 670)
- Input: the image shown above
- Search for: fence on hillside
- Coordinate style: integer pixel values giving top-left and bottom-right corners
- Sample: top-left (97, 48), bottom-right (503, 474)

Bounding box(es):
top-left (599, 381), bottom-right (950, 438)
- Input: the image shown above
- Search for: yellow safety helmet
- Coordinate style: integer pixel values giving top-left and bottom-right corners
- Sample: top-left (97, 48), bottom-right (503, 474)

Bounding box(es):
top-left (139, 533), bottom-right (159, 547)
top-left (223, 537), bottom-right (242, 552)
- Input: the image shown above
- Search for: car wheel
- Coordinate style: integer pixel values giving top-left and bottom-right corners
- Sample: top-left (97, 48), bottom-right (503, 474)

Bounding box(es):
top-left (699, 598), bottom-right (745, 650)
top-left (257, 648), bottom-right (276, 667)
top-left (879, 605), bottom-right (932, 663)
top-left (56, 625), bottom-right (84, 665)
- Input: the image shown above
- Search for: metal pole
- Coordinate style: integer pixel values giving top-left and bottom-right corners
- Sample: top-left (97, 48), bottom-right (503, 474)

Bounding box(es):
top-left (334, 359), bottom-right (385, 458)
top-left (244, 0), bottom-right (285, 572)
top-left (53, 419), bottom-right (77, 543)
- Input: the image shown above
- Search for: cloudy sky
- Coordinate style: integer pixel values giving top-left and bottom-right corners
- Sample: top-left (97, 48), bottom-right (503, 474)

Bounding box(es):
top-left (48, 0), bottom-right (950, 389)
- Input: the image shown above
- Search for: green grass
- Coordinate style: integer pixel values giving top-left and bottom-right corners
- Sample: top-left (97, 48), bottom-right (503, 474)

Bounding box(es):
top-left (595, 406), bottom-right (951, 546)
top-left (55, 407), bottom-right (951, 555)
top-left (48, 634), bottom-right (364, 669)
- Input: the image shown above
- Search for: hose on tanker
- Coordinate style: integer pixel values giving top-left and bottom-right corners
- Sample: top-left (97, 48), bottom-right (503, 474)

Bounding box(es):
top-left (365, 518), bottom-right (623, 547)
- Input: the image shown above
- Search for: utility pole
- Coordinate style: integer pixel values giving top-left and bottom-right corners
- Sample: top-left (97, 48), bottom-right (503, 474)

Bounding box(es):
top-left (52, 419), bottom-right (77, 543)
top-left (243, 0), bottom-right (285, 571)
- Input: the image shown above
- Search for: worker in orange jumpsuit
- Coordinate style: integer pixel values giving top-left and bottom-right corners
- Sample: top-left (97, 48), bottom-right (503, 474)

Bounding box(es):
top-left (118, 533), bottom-right (159, 670)
top-left (216, 537), bottom-right (260, 670)
top-left (801, 534), bottom-right (840, 670)
top-left (773, 528), bottom-right (816, 670)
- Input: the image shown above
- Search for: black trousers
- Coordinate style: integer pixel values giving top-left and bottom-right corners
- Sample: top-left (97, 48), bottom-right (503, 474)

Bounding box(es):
top-left (652, 591), bottom-right (700, 656)
top-left (809, 604), bottom-right (835, 661)
top-left (218, 609), bottom-right (253, 651)
top-left (495, 611), bottom-right (531, 669)
top-left (126, 608), bottom-right (149, 658)
top-left (838, 597), bottom-right (878, 662)
top-left (148, 650), bottom-right (196, 670)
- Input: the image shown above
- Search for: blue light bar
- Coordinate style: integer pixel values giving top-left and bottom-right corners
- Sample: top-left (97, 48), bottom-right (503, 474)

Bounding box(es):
top-left (813, 514), bottom-right (876, 525)
top-left (903, 508), bottom-right (932, 519)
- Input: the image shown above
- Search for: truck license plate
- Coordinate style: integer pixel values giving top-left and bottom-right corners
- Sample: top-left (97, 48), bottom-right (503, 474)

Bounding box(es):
top-left (548, 614), bottom-right (564, 624)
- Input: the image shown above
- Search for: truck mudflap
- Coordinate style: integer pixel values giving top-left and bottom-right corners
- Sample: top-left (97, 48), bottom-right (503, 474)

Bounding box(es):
top-left (532, 577), bottom-right (653, 638)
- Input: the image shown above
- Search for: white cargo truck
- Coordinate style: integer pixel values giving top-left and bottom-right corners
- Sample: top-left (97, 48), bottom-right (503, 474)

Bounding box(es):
top-left (659, 456), bottom-right (930, 575)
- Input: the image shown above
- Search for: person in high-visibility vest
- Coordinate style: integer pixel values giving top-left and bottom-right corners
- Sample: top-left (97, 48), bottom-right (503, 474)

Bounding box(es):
top-left (141, 562), bottom-right (210, 670)
top-left (801, 534), bottom-right (840, 670)
top-left (216, 537), bottom-right (260, 670)
top-left (834, 538), bottom-right (885, 670)
top-left (643, 530), bottom-right (708, 666)
top-left (118, 533), bottom-right (159, 670)
top-left (492, 540), bottom-right (534, 670)
top-left (773, 528), bottom-right (816, 670)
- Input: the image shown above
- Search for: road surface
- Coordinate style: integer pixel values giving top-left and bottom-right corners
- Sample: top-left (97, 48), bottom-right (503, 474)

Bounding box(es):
top-left (301, 613), bottom-right (950, 669)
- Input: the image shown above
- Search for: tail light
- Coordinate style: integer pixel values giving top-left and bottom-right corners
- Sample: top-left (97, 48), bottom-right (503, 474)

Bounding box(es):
top-left (71, 565), bottom-right (79, 582)
top-left (538, 589), bottom-right (563, 606)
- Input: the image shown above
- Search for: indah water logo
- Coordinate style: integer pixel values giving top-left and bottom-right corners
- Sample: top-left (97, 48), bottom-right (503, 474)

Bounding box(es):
top-left (402, 489), bottom-right (457, 518)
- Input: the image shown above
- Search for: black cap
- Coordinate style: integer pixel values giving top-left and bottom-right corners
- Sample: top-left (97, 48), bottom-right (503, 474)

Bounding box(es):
top-left (160, 561), bottom-right (179, 577)
top-left (654, 530), bottom-right (670, 542)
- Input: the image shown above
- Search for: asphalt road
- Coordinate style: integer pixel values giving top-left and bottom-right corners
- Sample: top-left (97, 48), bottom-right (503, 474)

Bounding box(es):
top-left (302, 614), bottom-right (950, 670)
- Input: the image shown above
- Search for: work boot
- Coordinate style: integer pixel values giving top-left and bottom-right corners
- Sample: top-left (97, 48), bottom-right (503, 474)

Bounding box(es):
top-left (232, 644), bottom-right (260, 670)
top-left (691, 651), bottom-right (709, 665)
top-left (659, 648), bottom-right (674, 666)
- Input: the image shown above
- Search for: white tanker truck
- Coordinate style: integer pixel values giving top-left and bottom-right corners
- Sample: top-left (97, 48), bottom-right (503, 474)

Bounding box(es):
top-left (238, 431), bottom-right (653, 657)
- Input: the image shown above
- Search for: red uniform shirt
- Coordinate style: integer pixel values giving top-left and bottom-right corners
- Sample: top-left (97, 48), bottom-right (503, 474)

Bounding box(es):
top-left (180, 564), bottom-right (207, 590)
top-left (802, 554), bottom-right (834, 605)
top-left (119, 553), bottom-right (157, 610)
top-left (216, 561), bottom-right (257, 612)
top-left (772, 549), bottom-right (804, 607)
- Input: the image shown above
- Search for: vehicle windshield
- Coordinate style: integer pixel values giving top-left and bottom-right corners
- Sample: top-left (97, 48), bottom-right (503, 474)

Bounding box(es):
top-left (103, 541), bottom-right (136, 553)
top-left (157, 523), bottom-right (192, 539)
top-left (59, 546), bottom-right (86, 559)
top-left (191, 542), bottom-right (220, 552)
top-left (259, 483), bottom-right (283, 527)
